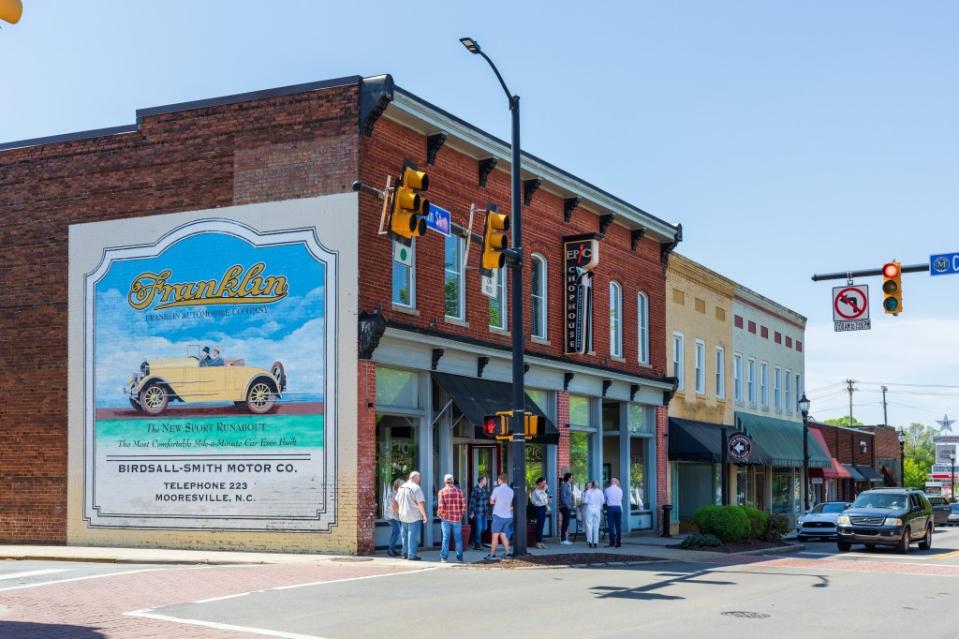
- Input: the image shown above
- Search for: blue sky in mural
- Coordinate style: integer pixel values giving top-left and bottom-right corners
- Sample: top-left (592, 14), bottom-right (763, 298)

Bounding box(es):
top-left (94, 232), bottom-right (326, 406)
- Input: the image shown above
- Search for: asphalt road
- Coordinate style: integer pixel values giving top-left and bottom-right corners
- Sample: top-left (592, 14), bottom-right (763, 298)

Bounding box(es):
top-left (2, 527), bottom-right (959, 638)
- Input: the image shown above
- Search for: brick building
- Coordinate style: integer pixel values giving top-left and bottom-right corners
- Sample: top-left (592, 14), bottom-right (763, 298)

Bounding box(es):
top-left (809, 422), bottom-right (900, 503)
top-left (0, 74), bottom-right (681, 553)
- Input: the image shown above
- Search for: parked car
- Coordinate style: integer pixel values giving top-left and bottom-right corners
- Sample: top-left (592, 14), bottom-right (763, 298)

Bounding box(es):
top-left (925, 494), bottom-right (951, 527)
top-left (796, 502), bottom-right (850, 541)
top-left (948, 503), bottom-right (959, 527)
top-left (836, 488), bottom-right (933, 554)
top-left (127, 346), bottom-right (287, 415)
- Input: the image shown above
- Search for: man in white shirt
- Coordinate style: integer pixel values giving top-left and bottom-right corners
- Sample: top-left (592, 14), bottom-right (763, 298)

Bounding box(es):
top-left (604, 477), bottom-right (624, 548)
top-left (487, 473), bottom-right (514, 560)
top-left (396, 470), bottom-right (428, 560)
top-left (583, 481), bottom-right (605, 548)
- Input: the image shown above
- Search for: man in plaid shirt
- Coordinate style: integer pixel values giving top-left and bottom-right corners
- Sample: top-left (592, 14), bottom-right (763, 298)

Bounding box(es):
top-left (437, 474), bottom-right (467, 562)
top-left (468, 476), bottom-right (491, 550)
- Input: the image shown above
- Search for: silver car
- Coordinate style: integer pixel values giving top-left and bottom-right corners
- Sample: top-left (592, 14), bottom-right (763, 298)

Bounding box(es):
top-left (948, 503), bottom-right (959, 527)
top-left (797, 501), bottom-right (851, 541)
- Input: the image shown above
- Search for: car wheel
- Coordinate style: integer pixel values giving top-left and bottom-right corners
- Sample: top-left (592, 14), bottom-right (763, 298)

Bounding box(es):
top-left (246, 380), bottom-right (276, 414)
top-left (139, 383), bottom-right (168, 416)
top-left (919, 525), bottom-right (932, 551)
top-left (896, 527), bottom-right (911, 554)
top-left (837, 542), bottom-right (851, 552)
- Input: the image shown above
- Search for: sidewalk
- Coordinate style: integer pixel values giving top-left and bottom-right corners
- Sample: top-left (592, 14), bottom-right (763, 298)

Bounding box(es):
top-left (0, 534), bottom-right (801, 567)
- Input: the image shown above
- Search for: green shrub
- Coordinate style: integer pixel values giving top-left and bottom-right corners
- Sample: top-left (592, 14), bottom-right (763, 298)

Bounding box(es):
top-left (680, 533), bottom-right (722, 549)
top-left (691, 504), bottom-right (751, 543)
top-left (739, 505), bottom-right (768, 539)
top-left (764, 514), bottom-right (791, 541)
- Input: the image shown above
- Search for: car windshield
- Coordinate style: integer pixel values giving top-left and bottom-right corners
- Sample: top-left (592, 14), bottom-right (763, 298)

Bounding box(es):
top-left (811, 503), bottom-right (846, 514)
top-left (850, 493), bottom-right (907, 510)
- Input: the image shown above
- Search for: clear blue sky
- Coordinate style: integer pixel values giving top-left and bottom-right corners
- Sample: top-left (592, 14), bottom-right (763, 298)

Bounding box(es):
top-left (4, 1), bottom-right (959, 428)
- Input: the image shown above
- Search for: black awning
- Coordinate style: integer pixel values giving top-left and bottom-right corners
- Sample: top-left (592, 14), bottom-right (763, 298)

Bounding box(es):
top-left (843, 464), bottom-right (866, 482)
top-left (856, 465), bottom-right (885, 483)
top-left (433, 372), bottom-right (559, 445)
top-left (668, 417), bottom-right (769, 465)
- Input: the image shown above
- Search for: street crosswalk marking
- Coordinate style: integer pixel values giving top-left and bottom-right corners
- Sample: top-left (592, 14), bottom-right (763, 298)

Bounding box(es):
top-left (0, 568), bottom-right (68, 581)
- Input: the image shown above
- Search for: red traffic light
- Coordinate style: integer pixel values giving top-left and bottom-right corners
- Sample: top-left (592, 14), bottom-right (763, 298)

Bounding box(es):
top-left (483, 416), bottom-right (496, 435)
top-left (882, 262), bottom-right (900, 278)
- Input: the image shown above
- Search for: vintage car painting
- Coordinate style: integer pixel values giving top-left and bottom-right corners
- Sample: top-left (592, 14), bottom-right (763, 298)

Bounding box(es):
top-left (127, 346), bottom-right (287, 415)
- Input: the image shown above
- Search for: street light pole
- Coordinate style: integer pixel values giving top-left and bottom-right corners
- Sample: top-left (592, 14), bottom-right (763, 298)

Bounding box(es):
top-left (460, 37), bottom-right (528, 556)
top-left (898, 429), bottom-right (906, 487)
top-left (799, 394), bottom-right (811, 511)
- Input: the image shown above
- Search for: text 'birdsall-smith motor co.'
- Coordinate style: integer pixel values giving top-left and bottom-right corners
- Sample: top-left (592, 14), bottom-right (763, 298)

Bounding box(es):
top-left (127, 261), bottom-right (289, 311)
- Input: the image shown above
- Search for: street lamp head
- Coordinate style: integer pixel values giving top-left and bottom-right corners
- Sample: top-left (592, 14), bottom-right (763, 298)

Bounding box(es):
top-left (459, 37), bottom-right (481, 54)
top-left (798, 393), bottom-right (810, 418)
top-left (897, 429), bottom-right (906, 444)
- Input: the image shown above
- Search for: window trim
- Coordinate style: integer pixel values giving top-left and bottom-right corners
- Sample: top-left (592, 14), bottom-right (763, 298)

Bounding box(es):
top-left (488, 267), bottom-right (508, 330)
top-left (391, 238), bottom-right (416, 308)
top-left (443, 234), bottom-right (465, 320)
top-left (637, 292), bottom-right (650, 365)
top-left (733, 353), bottom-right (743, 402)
top-left (672, 332), bottom-right (685, 390)
top-left (774, 366), bottom-right (782, 412)
top-left (760, 362), bottom-right (769, 408)
top-left (694, 339), bottom-right (706, 395)
top-left (530, 253), bottom-right (548, 339)
top-left (609, 281), bottom-right (623, 358)
top-left (785, 369), bottom-right (793, 414)
top-left (716, 346), bottom-right (726, 399)
top-left (747, 357), bottom-right (756, 405)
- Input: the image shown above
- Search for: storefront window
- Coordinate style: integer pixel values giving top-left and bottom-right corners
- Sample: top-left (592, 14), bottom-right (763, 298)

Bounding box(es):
top-left (376, 367), bottom-right (419, 409)
top-left (526, 389), bottom-right (549, 416)
top-left (569, 430), bottom-right (590, 504)
top-left (569, 395), bottom-right (590, 426)
top-left (375, 415), bottom-right (418, 519)
top-left (630, 439), bottom-right (647, 511)
top-left (525, 444), bottom-right (546, 498)
top-left (628, 404), bottom-right (650, 434)
top-left (772, 469), bottom-right (797, 514)
top-left (736, 466), bottom-right (751, 506)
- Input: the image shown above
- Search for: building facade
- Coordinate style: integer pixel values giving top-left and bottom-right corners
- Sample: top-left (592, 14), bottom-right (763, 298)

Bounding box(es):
top-left (0, 74), bottom-right (682, 553)
top-left (664, 255), bottom-right (735, 530)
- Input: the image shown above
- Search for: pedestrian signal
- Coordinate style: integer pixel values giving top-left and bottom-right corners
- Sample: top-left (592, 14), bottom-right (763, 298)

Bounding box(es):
top-left (882, 261), bottom-right (902, 316)
top-left (483, 411), bottom-right (511, 439)
top-left (390, 163), bottom-right (429, 240)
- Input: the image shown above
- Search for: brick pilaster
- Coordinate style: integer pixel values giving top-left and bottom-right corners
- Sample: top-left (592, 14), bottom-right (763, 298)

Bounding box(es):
top-left (356, 359), bottom-right (377, 553)
top-left (557, 391), bottom-right (570, 475)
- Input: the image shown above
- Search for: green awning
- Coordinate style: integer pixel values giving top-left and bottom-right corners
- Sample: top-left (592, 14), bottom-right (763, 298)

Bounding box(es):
top-left (668, 417), bottom-right (770, 465)
top-left (735, 412), bottom-right (831, 469)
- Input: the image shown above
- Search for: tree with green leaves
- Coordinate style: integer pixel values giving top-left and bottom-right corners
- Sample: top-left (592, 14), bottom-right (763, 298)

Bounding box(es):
top-left (823, 416), bottom-right (863, 427)
top-left (902, 422), bottom-right (937, 488)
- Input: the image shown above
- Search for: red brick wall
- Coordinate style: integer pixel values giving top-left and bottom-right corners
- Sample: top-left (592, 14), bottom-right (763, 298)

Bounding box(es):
top-left (656, 406), bottom-right (668, 522)
top-left (357, 117), bottom-right (668, 380)
top-left (356, 359), bottom-right (377, 553)
top-left (0, 83), bottom-right (360, 543)
top-left (557, 392), bottom-right (570, 474)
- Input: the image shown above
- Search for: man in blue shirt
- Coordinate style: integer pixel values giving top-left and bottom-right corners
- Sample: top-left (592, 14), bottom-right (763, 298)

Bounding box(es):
top-left (468, 476), bottom-right (490, 550)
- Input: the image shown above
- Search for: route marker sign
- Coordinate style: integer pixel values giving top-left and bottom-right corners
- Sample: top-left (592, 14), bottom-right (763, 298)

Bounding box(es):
top-left (930, 252), bottom-right (959, 276)
top-left (832, 284), bottom-right (871, 332)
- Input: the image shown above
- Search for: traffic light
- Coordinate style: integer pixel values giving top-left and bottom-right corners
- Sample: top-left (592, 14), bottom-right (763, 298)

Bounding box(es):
top-left (524, 414), bottom-right (544, 438)
top-left (882, 260), bottom-right (902, 315)
top-left (481, 208), bottom-right (510, 270)
top-left (390, 164), bottom-right (429, 240)
top-left (0, 0), bottom-right (22, 24)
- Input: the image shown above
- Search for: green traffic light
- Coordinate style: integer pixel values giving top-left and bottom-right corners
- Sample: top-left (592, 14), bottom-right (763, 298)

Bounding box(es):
top-left (883, 297), bottom-right (899, 312)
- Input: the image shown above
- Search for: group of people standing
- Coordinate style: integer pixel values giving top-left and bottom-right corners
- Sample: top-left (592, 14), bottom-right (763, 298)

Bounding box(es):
top-left (383, 471), bottom-right (626, 559)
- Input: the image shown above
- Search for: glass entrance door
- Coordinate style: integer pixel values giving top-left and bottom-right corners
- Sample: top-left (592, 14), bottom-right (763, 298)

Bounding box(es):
top-left (471, 445), bottom-right (498, 486)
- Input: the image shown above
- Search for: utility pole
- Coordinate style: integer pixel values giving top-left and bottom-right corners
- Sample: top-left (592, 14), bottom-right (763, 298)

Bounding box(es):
top-left (845, 379), bottom-right (856, 425)
top-left (881, 386), bottom-right (889, 427)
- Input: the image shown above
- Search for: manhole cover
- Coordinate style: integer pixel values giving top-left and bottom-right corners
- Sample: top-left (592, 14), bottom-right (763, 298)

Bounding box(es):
top-left (330, 557), bottom-right (374, 563)
top-left (722, 611), bottom-right (770, 619)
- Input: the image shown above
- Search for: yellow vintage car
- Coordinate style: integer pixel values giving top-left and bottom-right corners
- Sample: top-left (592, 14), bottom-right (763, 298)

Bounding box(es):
top-left (127, 347), bottom-right (286, 415)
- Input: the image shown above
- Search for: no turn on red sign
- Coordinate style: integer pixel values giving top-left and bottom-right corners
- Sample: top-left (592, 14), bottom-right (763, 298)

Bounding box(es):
top-left (832, 285), bottom-right (871, 332)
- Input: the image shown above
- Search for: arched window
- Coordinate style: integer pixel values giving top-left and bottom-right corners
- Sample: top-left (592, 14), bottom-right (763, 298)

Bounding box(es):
top-left (637, 292), bottom-right (649, 364)
top-left (531, 254), bottom-right (547, 339)
top-left (609, 281), bottom-right (623, 357)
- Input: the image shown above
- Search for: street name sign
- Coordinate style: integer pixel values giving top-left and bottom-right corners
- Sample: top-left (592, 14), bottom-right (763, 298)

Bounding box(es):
top-left (930, 252), bottom-right (959, 276)
top-left (832, 285), bottom-right (871, 332)
top-left (425, 203), bottom-right (451, 236)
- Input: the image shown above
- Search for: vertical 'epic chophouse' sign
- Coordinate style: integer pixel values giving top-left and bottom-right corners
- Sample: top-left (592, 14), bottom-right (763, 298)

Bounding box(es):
top-left (564, 235), bottom-right (600, 355)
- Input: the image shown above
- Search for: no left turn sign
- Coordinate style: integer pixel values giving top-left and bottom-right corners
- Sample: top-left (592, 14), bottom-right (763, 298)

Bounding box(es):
top-left (832, 285), bottom-right (871, 332)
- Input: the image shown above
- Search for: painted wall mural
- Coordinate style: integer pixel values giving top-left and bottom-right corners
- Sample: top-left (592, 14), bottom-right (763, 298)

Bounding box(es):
top-left (82, 219), bottom-right (337, 531)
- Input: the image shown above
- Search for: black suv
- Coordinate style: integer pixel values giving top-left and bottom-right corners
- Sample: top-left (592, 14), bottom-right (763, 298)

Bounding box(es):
top-left (836, 488), bottom-right (933, 553)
